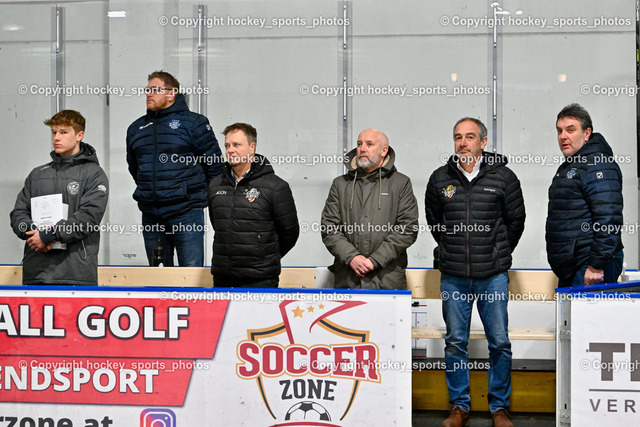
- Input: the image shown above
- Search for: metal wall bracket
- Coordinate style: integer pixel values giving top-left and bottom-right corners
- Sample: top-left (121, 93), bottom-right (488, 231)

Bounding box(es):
top-left (559, 327), bottom-right (571, 340)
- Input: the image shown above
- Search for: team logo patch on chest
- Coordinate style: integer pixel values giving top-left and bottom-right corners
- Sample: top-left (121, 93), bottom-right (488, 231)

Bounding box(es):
top-left (443, 184), bottom-right (457, 198)
top-left (245, 188), bottom-right (260, 202)
top-left (169, 119), bottom-right (181, 129)
top-left (566, 168), bottom-right (577, 179)
top-left (67, 181), bottom-right (80, 195)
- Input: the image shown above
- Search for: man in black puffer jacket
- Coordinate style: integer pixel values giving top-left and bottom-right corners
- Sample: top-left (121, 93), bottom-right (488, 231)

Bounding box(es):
top-left (546, 103), bottom-right (623, 287)
top-left (425, 117), bottom-right (525, 427)
top-left (127, 70), bottom-right (222, 267)
top-left (208, 123), bottom-right (299, 287)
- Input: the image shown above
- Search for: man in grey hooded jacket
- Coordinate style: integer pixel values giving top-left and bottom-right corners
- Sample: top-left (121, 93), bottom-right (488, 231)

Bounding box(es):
top-left (10, 110), bottom-right (108, 285)
top-left (321, 129), bottom-right (419, 289)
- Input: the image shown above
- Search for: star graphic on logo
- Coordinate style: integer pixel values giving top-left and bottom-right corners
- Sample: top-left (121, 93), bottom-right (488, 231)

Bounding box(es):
top-left (307, 306), bottom-right (315, 313)
top-left (292, 306), bottom-right (304, 318)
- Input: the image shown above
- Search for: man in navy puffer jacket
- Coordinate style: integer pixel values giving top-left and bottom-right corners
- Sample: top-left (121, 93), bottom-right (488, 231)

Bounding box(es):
top-left (127, 70), bottom-right (222, 266)
top-left (546, 103), bottom-right (624, 286)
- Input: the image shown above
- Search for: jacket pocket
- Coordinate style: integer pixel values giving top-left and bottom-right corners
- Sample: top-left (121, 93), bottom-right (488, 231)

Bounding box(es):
top-left (155, 181), bottom-right (189, 205)
top-left (548, 239), bottom-right (577, 268)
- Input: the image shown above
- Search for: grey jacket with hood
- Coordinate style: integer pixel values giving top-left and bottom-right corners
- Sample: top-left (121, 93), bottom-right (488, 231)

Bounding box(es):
top-left (10, 142), bottom-right (109, 285)
top-left (321, 147), bottom-right (419, 289)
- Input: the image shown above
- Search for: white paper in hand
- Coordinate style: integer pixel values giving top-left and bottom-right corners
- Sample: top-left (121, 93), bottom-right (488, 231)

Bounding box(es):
top-left (31, 194), bottom-right (67, 250)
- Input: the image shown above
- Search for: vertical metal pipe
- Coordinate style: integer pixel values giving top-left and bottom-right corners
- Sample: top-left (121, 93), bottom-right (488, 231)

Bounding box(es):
top-left (340, 2), bottom-right (351, 176)
top-left (195, 4), bottom-right (206, 115)
top-left (492, 4), bottom-right (498, 153)
top-left (54, 6), bottom-right (64, 113)
top-left (636, 0), bottom-right (640, 263)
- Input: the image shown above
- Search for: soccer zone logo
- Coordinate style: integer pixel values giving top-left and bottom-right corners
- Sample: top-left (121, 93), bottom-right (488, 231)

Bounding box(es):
top-left (236, 299), bottom-right (381, 426)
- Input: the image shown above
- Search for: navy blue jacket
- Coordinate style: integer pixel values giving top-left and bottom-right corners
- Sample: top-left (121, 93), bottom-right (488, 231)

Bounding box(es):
top-left (546, 133), bottom-right (623, 280)
top-left (126, 94), bottom-right (222, 218)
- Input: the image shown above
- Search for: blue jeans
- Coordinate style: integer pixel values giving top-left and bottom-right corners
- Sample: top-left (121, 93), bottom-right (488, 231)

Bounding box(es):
top-left (142, 209), bottom-right (204, 267)
top-left (441, 272), bottom-right (511, 413)
top-left (558, 250), bottom-right (624, 287)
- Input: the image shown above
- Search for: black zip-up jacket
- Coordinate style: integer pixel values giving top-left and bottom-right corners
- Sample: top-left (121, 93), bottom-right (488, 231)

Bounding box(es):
top-left (10, 142), bottom-right (109, 285)
top-left (545, 133), bottom-right (623, 280)
top-left (208, 155), bottom-right (299, 286)
top-left (126, 94), bottom-right (222, 218)
top-left (425, 152), bottom-right (525, 279)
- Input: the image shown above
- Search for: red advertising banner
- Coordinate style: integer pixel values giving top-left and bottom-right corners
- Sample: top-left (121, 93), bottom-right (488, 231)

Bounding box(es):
top-left (0, 294), bottom-right (228, 406)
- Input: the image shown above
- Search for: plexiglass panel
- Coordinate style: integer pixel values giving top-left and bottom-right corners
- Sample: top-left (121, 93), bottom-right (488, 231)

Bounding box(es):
top-left (0, 0), bottom-right (637, 271)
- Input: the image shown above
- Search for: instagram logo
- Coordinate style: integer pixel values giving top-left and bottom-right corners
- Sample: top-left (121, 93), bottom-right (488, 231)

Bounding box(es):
top-left (140, 408), bottom-right (177, 427)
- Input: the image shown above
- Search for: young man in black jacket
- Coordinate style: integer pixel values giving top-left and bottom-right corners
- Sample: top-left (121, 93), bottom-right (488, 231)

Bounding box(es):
top-left (546, 103), bottom-right (624, 286)
top-left (208, 123), bottom-right (299, 287)
top-left (425, 117), bottom-right (525, 427)
top-left (10, 110), bottom-right (109, 285)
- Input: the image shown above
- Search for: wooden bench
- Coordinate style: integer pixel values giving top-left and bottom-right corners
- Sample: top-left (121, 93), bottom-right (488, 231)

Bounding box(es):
top-left (412, 327), bottom-right (556, 341)
top-left (408, 268), bottom-right (557, 340)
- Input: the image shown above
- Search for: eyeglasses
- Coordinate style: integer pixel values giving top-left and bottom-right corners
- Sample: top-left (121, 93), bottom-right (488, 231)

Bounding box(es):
top-left (144, 86), bottom-right (176, 95)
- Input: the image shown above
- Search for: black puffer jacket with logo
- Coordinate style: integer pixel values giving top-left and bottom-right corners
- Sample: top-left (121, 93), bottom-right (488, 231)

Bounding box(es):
top-left (425, 152), bottom-right (525, 279)
top-left (208, 154), bottom-right (299, 285)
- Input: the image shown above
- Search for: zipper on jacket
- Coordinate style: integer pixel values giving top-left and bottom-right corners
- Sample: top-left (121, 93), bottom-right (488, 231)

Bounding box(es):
top-left (231, 179), bottom-right (238, 219)
top-left (458, 167), bottom-right (497, 280)
top-left (466, 192), bottom-right (471, 278)
top-left (81, 241), bottom-right (87, 260)
top-left (152, 121), bottom-right (158, 202)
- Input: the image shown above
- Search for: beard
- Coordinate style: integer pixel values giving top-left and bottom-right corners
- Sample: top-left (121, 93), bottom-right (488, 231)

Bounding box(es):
top-left (357, 152), bottom-right (382, 170)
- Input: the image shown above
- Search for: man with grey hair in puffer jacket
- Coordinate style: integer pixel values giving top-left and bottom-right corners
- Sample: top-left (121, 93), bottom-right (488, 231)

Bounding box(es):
top-left (425, 117), bottom-right (525, 427)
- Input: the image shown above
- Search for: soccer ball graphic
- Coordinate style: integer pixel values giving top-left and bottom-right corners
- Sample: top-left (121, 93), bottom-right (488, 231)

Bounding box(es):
top-left (285, 401), bottom-right (331, 421)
